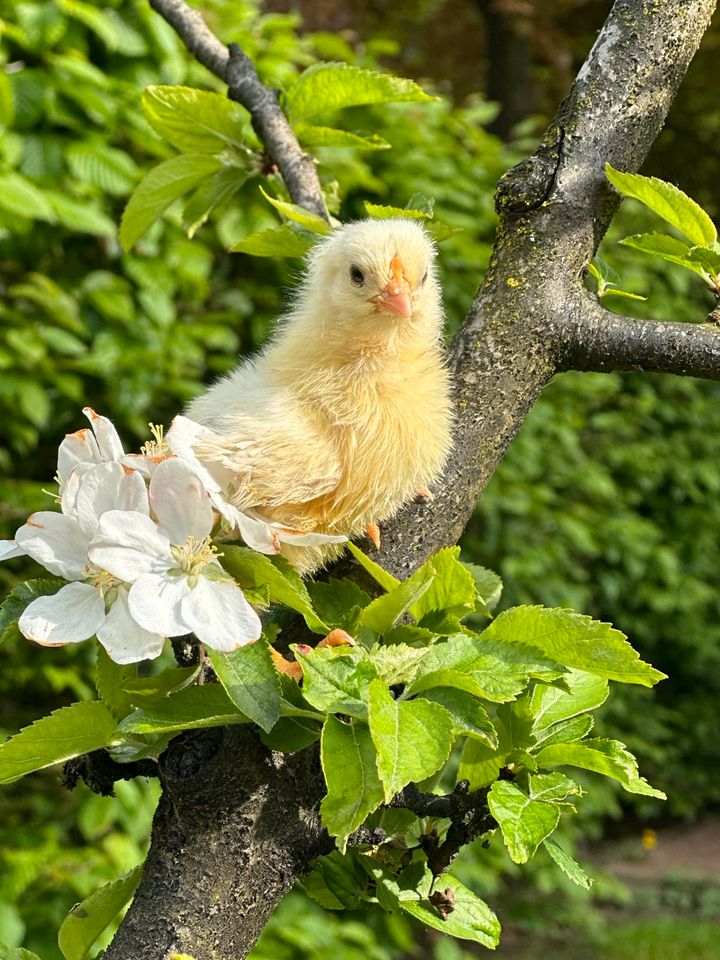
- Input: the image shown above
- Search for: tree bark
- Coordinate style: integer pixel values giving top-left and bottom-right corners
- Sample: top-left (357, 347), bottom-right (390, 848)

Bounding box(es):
top-left (105, 1), bottom-right (718, 956)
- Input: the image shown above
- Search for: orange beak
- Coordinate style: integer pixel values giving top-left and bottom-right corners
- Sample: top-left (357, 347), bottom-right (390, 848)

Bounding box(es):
top-left (369, 254), bottom-right (413, 318)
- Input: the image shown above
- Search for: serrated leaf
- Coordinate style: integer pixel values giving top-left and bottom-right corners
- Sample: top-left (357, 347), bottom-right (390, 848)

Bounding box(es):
top-left (346, 543), bottom-right (398, 592)
top-left (0, 702), bottom-right (118, 784)
top-left (58, 865), bottom-right (142, 960)
top-left (320, 717), bottom-right (384, 849)
top-left (183, 167), bottom-right (249, 238)
top-left (606, 164), bottom-right (716, 247)
top-left (368, 644), bottom-right (430, 687)
top-left (306, 579), bottom-right (371, 634)
top-left (462, 562), bottom-right (503, 615)
top-left (96, 648), bottom-right (137, 719)
top-left (66, 141), bottom-right (138, 195)
top-left (458, 737), bottom-right (506, 790)
top-left (294, 646), bottom-right (378, 719)
top-left (530, 669), bottom-right (608, 731)
top-left (687, 245), bottom-right (720, 276)
top-left (45, 193), bottom-right (116, 238)
top-left (419, 688), bottom-right (497, 747)
top-left (119, 667), bottom-right (199, 703)
top-left (535, 738), bottom-right (665, 798)
top-left (209, 639), bottom-right (281, 733)
top-left (601, 287), bottom-right (647, 301)
top-left (619, 232), bottom-right (707, 277)
top-left (408, 632), bottom-right (564, 703)
top-left (360, 564), bottom-right (435, 634)
top-left (410, 547), bottom-right (476, 625)
top-left (118, 685), bottom-right (248, 735)
top-left (529, 771), bottom-right (581, 804)
top-left (0, 578), bottom-right (64, 643)
top-left (230, 224), bottom-right (317, 258)
top-left (301, 850), bottom-right (368, 910)
top-left (220, 546), bottom-right (328, 632)
top-left (364, 202), bottom-right (431, 220)
top-left (295, 124), bottom-right (390, 151)
top-left (488, 780), bottom-right (561, 863)
top-left (142, 85), bottom-right (250, 154)
top-left (120, 154), bottom-right (222, 250)
top-left (260, 712), bottom-right (321, 753)
top-left (483, 606), bottom-right (665, 687)
top-left (0, 173), bottom-right (56, 222)
top-left (544, 838), bottom-right (593, 889)
top-left (286, 62), bottom-right (435, 123)
top-left (367, 679), bottom-right (454, 801)
top-left (534, 713), bottom-right (595, 749)
top-left (259, 185), bottom-right (330, 234)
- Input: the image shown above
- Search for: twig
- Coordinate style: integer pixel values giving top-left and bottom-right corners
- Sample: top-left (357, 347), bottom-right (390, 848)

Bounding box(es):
top-left (64, 750), bottom-right (158, 796)
top-left (148, 0), bottom-right (328, 222)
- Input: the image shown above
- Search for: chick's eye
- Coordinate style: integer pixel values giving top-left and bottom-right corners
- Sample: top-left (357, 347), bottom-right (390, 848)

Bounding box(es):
top-left (350, 264), bottom-right (365, 286)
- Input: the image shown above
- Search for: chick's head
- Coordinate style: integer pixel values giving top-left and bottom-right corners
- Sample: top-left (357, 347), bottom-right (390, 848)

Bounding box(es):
top-left (304, 218), bottom-right (441, 336)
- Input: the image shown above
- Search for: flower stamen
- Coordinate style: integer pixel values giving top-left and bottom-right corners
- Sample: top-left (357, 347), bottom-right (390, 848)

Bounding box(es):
top-left (170, 535), bottom-right (222, 576)
top-left (141, 423), bottom-right (171, 459)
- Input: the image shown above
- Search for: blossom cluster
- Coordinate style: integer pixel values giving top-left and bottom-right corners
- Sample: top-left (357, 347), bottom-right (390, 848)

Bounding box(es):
top-left (0, 409), bottom-right (344, 664)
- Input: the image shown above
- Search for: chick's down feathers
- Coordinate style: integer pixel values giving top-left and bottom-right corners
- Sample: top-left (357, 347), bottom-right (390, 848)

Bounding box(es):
top-left (187, 218), bottom-right (453, 573)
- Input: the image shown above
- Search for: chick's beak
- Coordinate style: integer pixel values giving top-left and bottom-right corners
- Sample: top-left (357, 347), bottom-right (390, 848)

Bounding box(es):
top-left (370, 254), bottom-right (413, 319)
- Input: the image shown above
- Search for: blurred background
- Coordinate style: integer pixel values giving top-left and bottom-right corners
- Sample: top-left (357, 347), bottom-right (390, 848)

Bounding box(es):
top-left (0, 0), bottom-right (719, 957)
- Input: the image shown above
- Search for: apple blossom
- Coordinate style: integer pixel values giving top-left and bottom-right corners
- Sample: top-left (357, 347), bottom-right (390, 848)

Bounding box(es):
top-left (89, 457), bottom-right (263, 652)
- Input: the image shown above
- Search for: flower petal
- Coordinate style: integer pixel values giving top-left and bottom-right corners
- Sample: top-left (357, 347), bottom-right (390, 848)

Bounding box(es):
top-left (57, 428), bottom-right (101, 485)
top-left (166, 416), bottom-right (229, 495)
top-left (19, 582), bottom-right (105, 646)
top-left (15, 513), bottom-right (90, 580)
top-left (275, 528), bottom-right (348, 547)
top-left (129, 572), bottom-right (192, 637)
top-left (233, 509), bottom-right (282, 554)
top-left (97, 588), bottom-right (165, 664)
top-left (121, 452), bottom-right (173, 479)
top-left (89, 510), bottom-right (171, 581)
top-left (181, 576), bottom-right (262, 652)
top-left (83, 407), bottom-right (125, 461)
top-left (72, 462), bottom-right (149, 535)
top-left (0, 540), bottom-right (24, 561)
top-left (149, 457), bottom-right (214, 544)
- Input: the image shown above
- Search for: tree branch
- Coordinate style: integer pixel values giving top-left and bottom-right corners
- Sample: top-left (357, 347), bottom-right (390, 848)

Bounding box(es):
top-left (148, 0), bottom-right (328, 221)
top-left (558, 294), bottom-right (720, 379)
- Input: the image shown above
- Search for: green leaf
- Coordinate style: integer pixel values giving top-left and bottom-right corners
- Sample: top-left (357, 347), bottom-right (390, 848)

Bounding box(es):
top-left (346, 543), bottom-right (398, 592)
top-left (142, 85), bottom-right (250, 154)
top-left (408, 632), bottom-right (564, 703)
top-left (96, 648), bottom-right (138, 719)
top-left (120, 154), bottom-right (222, 250)
top-left (482, 606), bottom-right (665, 686)
top-left (687, 245), bottom-right (720, 276)
top-left (544, 838), bottom-right (593, 889)
top-left (302, 851), bottom-right (368, 910)
top-left (259, 186), bottom-right (330, 234)
top-left (619, 233), bottom-right (708, 277)
top-left (534, 713), bottom-right (595, 749)
top-left (601, 287), bottom-right (647, 301)
top-left (488, 780), bottom-right (561, 864)
top-left (368, 643), bottom-right (430, 687)
top-left (606, 164), bottom-right (717, 247)
top-left (45, 193), bottom-right (116, 238)
top-left (535, 738), bottom-right (665, 798)
top-left (462, 562), bottom-right (503, 615)
top-left (0, 947), bottom-right (44, 960)
top-left (410, 547), bottom-right (477, 625)
top-left (306, 578), bottom-right (371, 633)
top-left (220, 546), bottom-right (328, 633)
top-left (367, 679), bottom-right (454, 801)
top-left (320, 717), bottom-right (384, 849)
top-left (294, 646), bottom-right (378, 719)
top-left (119, 667), bottom-right (199, 703)
top-left (0, 702), bottom-right (118, 784)
top-left (364, 202), bottom-right (432, 220)
top-left (295, 124), bottom-right (391, 151)
top-left (183, 167), bottom-right (249, 239)
top-left (528, 771), bottom-right (581, 805)
top-left (209, 639), bottom-right (282, 733)
top-left (529, 669), bottom-right (608, 732)
top-left (286, 62), bottom-right (436, 123)
top-left (119, 685), bottom-right (248, 735)
top-left (58, 865), bottom-right (142, 960)
top-left (360, 564), bottom-right (435, 634)
top-left (458, 736), bottom-right (506, 790)
top-left (260, 712), bottom-right (321, 753)
top-left (230, 224), bottom-right (317, 258)
top-left (419, 688), bottom-right (498, 747)
top-left (0, 173), bottom-right (56, 222)
top-left (0, 578), bottom-right (64, 643)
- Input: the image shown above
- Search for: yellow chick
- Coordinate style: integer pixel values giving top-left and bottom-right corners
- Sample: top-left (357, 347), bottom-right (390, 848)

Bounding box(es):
top-left (186, 218), bottom-right (453, 573)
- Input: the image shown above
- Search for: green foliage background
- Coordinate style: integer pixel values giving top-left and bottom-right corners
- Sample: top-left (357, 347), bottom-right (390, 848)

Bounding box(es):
top-left (0, 0), bottom-right (717, 956)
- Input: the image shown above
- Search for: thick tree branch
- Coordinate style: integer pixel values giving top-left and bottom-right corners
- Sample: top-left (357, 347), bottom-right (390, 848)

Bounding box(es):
top-left (558, 295), bottom-right (720, 379)
top-left (148, 0), bottom-right (328, 221)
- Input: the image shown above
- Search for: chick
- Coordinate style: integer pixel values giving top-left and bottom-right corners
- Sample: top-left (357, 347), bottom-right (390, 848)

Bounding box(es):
top-left (186, 217), bottom-right (453, 573)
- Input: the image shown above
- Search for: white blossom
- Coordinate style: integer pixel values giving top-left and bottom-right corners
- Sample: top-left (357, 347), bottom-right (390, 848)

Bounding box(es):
top-left (57, 406), bottom-right (126, 490)
top-left (89, 457), bottom-right (262, 652)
